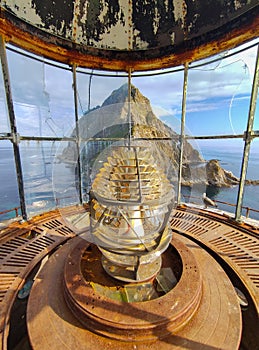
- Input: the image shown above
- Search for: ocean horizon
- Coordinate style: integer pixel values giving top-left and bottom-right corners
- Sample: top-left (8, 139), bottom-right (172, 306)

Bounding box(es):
top-left (0, 143), bottom-right (259, 222)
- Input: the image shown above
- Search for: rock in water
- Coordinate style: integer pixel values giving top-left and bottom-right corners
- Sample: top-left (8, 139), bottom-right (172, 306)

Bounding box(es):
top-left (206, 159), bottom-right (239, 187)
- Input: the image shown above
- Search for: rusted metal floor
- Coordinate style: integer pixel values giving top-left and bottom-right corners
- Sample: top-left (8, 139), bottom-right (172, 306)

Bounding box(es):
top-left (170, 205), bottom-right (259, 315)
top-left (27, 234), bottom-right (241, 350)
top-left (0, 205), bottom-right (258, 349)
top-left (0, 207), bottom-right (78, 350)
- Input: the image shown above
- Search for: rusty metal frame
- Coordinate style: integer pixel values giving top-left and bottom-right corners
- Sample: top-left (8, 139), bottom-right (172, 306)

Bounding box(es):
top-left (72, 64), bottom-right (83, 204)
top-left (4, 39), bottom-right (259, 78)
top-left (235, 45), bottom-right (259, 221)
top-left (127, 67), bottom-right (132, 147)
top-left (177, 63), bottom-right (188, 205)
top-left (0, 37), bottom-right (259, 223)
top-left (0, 35), bottom-right (27, 221)
top-left (0, 6), bottom-right (258, 72)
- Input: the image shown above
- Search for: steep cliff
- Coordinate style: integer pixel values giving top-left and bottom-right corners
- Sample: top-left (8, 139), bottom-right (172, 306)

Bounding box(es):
top-left (61, 83), bottom-right (251, 188)
top-left (75, 83), bottom-right (203, 185)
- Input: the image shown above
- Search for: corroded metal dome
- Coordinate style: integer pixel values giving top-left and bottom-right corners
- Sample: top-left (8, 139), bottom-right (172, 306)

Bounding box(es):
top-left (0, 0), bottom-right (258, 70)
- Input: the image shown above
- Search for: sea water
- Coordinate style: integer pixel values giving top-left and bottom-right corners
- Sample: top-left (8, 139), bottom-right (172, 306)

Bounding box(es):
top-left (198, 143), bottom-right (259, 220)
top-left (0, 147), bottom-right (20, 218)
top-left (0, 143), bottom-right (259, 222)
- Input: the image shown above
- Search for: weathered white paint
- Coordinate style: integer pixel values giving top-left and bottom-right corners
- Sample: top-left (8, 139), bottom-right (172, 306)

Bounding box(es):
top-left (153, 6), bottom-right (160, 36)
top-left (188, 13), bottom-right (200, 34)
top-left (72, 0), bottom-right (81, 42)
top-left (4, 0), bottom-right (44, 26)
top-left (173, 0), bottom-right (186, 26)
top-left (133, 28), bottom-right (149, 50)
top-left (89, 0), bottom-right (129, 50)
top-left (234, 0), bottom-right (243, 10)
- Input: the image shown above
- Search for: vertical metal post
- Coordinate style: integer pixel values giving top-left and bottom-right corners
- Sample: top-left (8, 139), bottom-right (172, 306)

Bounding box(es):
top-left (235, 45), bottom-right (259, 221)
top-left (128, 67), bottom-right (132, 148)
top-left (88, 70), bottom-right (93, 111)
top-left (72, 64), bottom-right (83, 204)
top-left (0, 36), bottom-right (27, 220)
top-left (177, 63), bottom-right (189, 205)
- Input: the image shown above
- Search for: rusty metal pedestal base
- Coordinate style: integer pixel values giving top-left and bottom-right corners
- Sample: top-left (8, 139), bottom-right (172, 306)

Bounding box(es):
top-left (27, 234), bottom-right (242, 350)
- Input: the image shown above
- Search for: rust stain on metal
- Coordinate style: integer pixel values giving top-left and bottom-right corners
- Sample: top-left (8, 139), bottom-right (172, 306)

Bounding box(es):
top-left (1, 1), bottom-right (258, 50)
top-left (63, 238), bottom-right (202, 341)
top-left (27, 233), bottom-right (242, 349)
top-left (0, 3), bottom-right (258, 71)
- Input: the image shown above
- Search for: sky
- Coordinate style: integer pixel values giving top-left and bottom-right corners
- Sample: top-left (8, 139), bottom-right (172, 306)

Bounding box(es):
top-left (0, 38), bottom-right (259, 218)
top-left (0, 39), bottom-right (258, 146)
top-left (133, 41), bottom-right (259, 138)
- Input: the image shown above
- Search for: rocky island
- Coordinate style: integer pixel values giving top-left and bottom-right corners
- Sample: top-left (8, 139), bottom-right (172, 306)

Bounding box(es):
top-left (61, 84), bottom-right (257, 191)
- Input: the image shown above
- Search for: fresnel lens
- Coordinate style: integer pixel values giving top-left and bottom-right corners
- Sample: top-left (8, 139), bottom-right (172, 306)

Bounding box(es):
top-left (89, 143), bottom-right (175, 282)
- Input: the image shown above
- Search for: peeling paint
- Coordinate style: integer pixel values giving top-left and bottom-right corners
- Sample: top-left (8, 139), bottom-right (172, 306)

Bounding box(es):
top-left (1, 0), bottom-right (258, 53)
top-left (173, 0), bottom-right (186, 25)
top-left (83, 0), bottom-right (128, 49)
top-left (72, 0), bottom-right (81, 42)
top-left (234, 0), bottom-right (243, 10)
top-left (152, 6), bottom-right (160, 36)
top-left (91, 1), bottom-right (129, 50)
top-left (187, 13), bottom-right (200, 34)
top-left (170, 31), bottom-right (175, 45)
top-left (82, 0), bottom-right (127, 47)
top-left (75, 1), bottom-right (88, 44)
top-left (4, 0), bottom-right (44, 26)
top-left (132, 1), bottom-right (179, 48)
top-left (96, 18), bottom-right (129, 50)
top-left (32, 0), bottom-right (74, 37)
top-left (133, 28), bottom-right (149, 50)
top-left (98, 1), bottom-right (109, 24)
top-left (164, 0), bottom-right (169, 12)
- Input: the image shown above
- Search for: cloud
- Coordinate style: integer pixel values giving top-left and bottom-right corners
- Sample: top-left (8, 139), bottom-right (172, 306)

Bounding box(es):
top-left (3, 39), bottom-right (258, 139)
top-left (133, 42), bottom-right (258, 117)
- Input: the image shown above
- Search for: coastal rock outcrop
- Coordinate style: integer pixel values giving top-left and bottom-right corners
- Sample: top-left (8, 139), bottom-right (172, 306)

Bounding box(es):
top-left (206, 159), bottom-right (240, 187)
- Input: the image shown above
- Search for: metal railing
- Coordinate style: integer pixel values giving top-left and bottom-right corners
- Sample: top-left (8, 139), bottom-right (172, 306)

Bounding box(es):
top-left (1, 196), bottom-right (259, 222)
top-left (0, 195), bottom-right (79, 222)
top-left (181, 194), bottom-right (259, 219)
top-left (0, 38), bottom-right (258, 225)
top-left (0, 206), bottom-right (21, 219)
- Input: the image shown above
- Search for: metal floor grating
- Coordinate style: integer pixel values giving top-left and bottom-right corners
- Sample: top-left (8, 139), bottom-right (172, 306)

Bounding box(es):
top-left (0, 206), bottom-right (258, 349)
top-left (170, 207), bottom-right (259, 313)
top-left (0, 211), bottom-right (77, 350)
top-left (40, 219), bottom-right (74, 235)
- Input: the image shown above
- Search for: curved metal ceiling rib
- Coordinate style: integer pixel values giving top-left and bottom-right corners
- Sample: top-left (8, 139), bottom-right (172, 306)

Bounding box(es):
top-left (0, 1), bottom-right (258, 71)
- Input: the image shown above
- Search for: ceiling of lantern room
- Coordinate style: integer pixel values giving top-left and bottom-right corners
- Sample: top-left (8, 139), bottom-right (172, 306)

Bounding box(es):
top-left (0, 0), bottom-right (258, 71)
